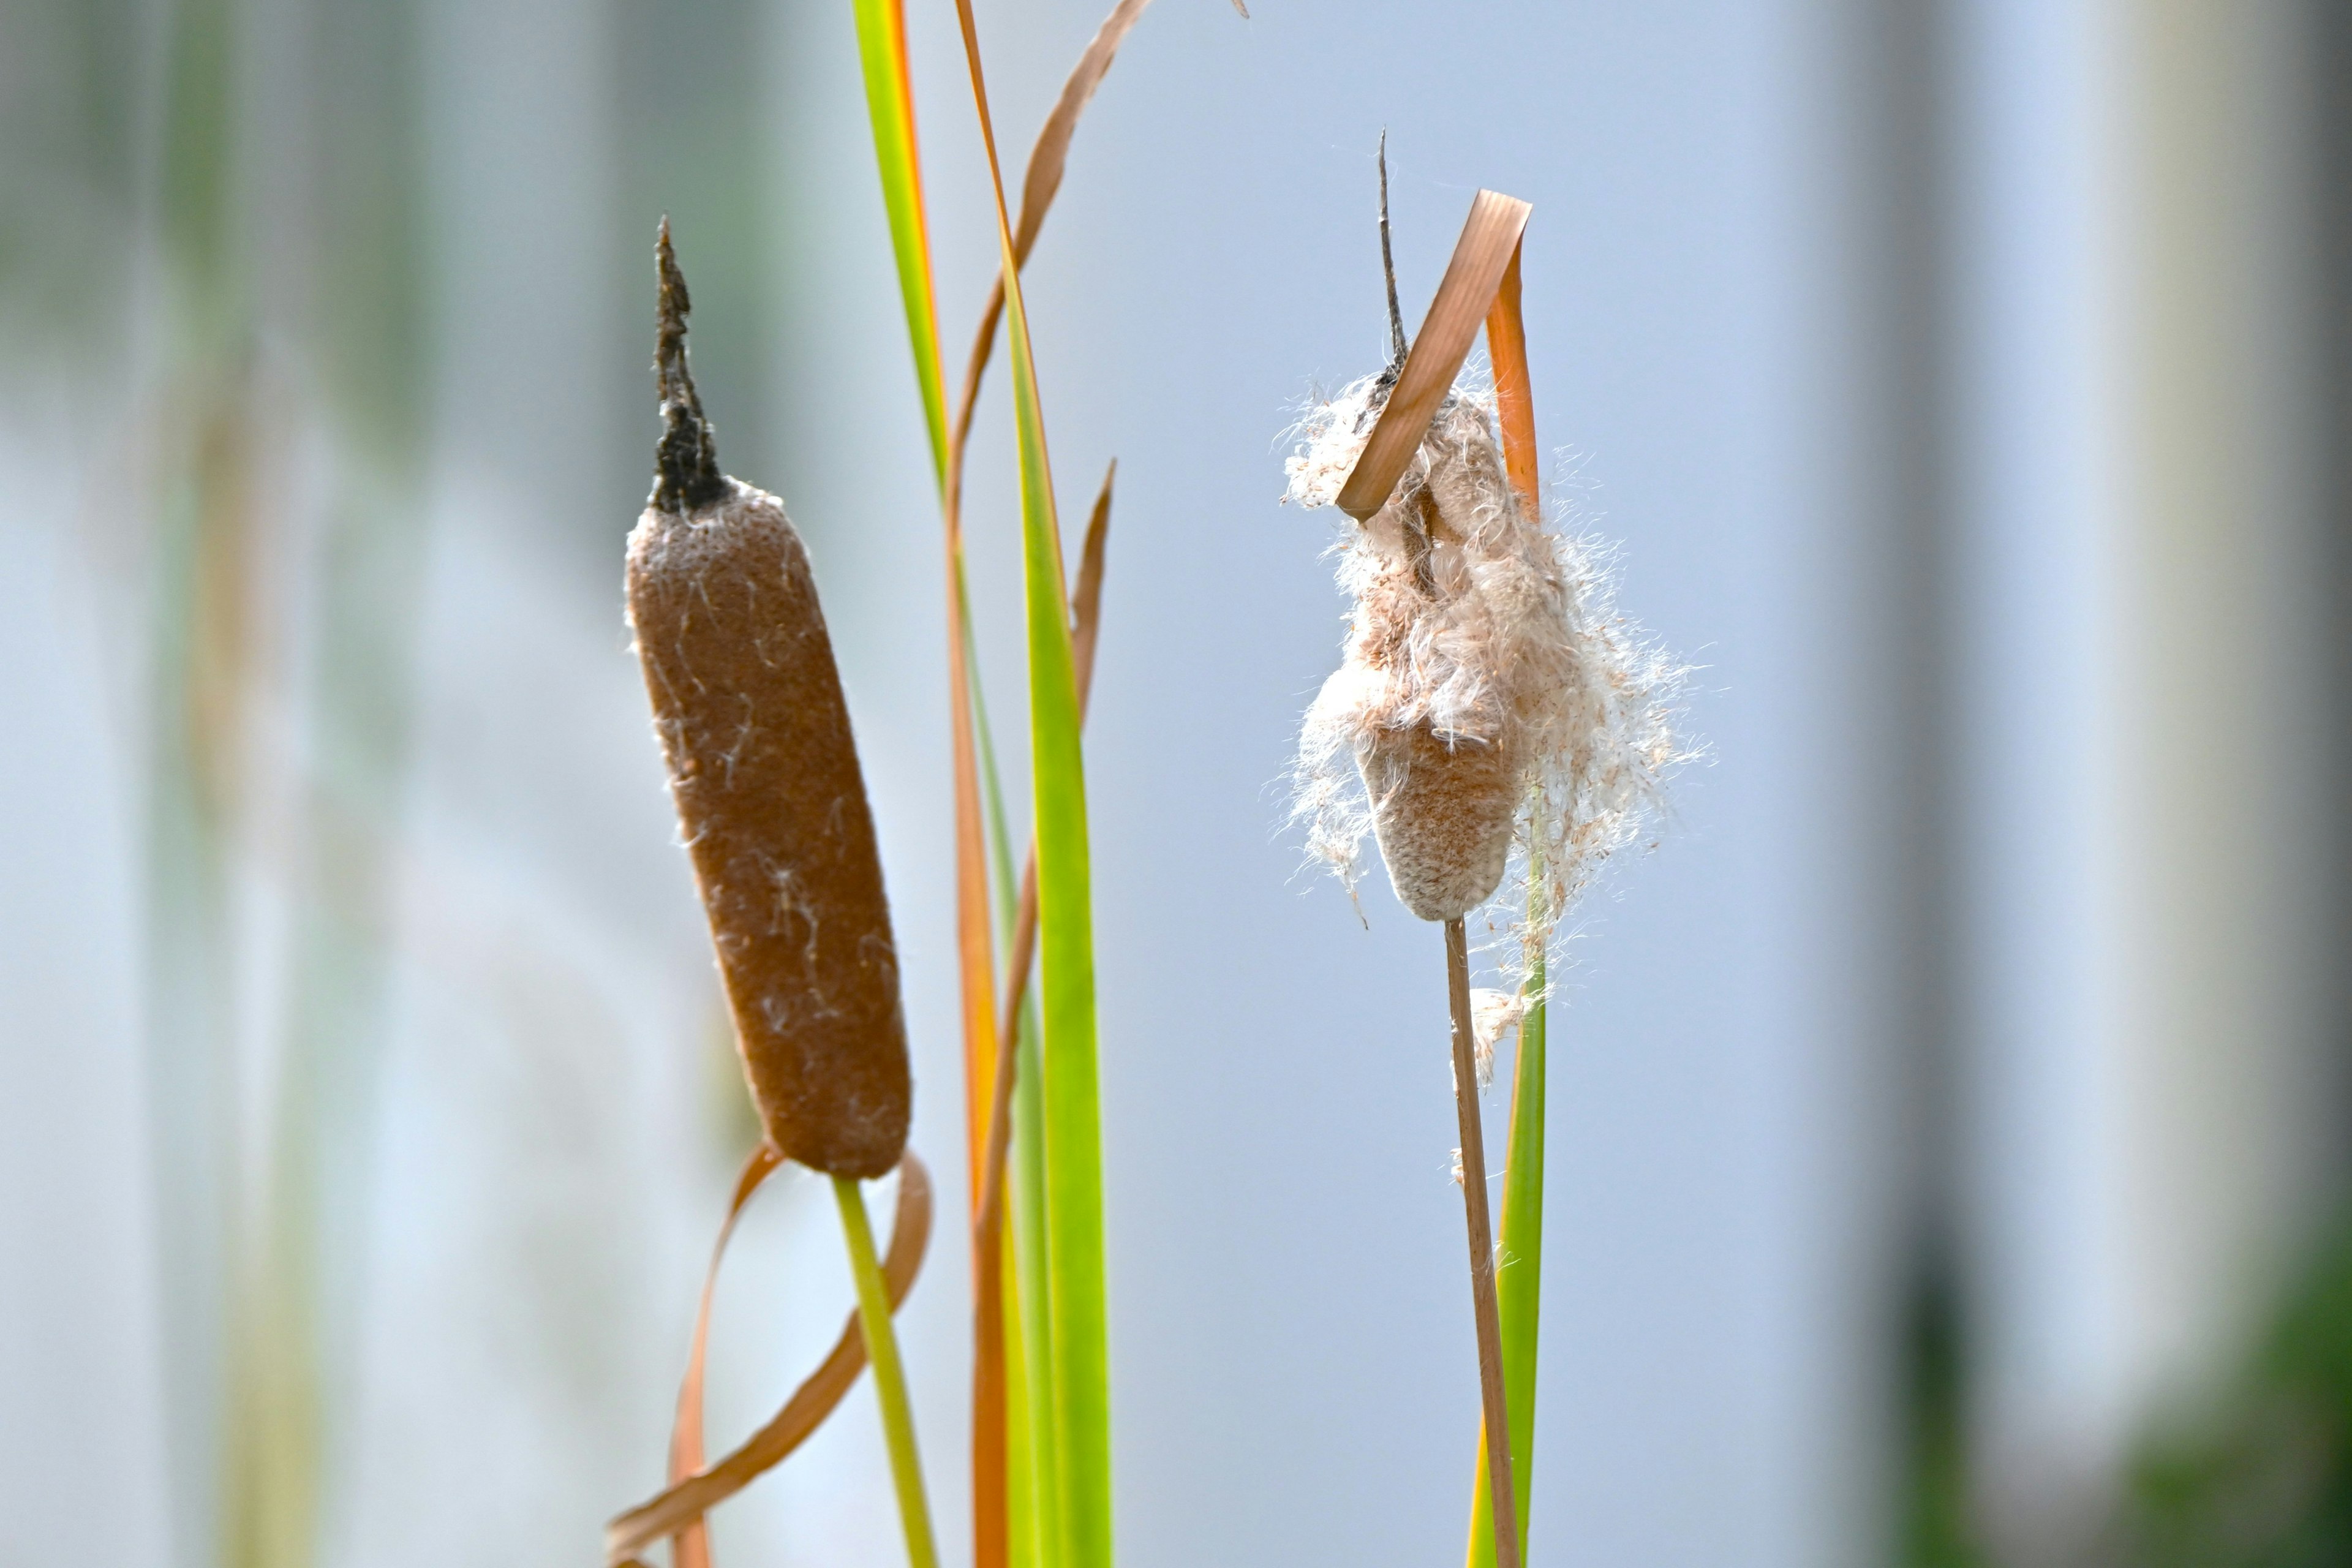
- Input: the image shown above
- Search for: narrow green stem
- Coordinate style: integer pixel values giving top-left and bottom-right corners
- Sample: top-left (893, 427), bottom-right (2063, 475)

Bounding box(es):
top-left (1468, 862), bottom-right (1548, 1568)
top-left (834, 1174), bottom-right (940, 1568)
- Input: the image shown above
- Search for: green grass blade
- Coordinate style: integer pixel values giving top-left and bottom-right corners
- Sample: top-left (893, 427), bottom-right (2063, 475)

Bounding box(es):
top-left (946, 2), bottom-right (1112, 1556)
top-left (848, 0), bottom-right (948, 488)
top-left (849, 12), bottom-right (1036, 1560)
top-left (1006, 209), bottom-right (1110, 1568)
top-left (1001, 1217), bottom-right (1041, 1568)
top-left (1012, 993), bottom-right (1061, 1568)
top-left (835, 1174), bottom-right (942, 1568)
top-left (976, 643), bottom-right (1063, 1568)
top-left (1468, 876), bottom-right (1547, 1568)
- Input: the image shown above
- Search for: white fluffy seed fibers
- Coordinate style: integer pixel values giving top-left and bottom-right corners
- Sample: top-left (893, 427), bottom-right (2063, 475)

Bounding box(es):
top-left (1283, 371), bottom-right (1684, 936)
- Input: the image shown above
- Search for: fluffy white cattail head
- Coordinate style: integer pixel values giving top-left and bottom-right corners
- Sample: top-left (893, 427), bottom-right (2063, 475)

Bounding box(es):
top-left (1283, 369), bottom-right (1684, 945)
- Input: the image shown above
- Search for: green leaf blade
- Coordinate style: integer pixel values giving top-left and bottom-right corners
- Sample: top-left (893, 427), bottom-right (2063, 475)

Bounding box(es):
top-left (848, 0), bottom-right (949, 489)
top-left (1002, 288), bottom-right (1112, 1568)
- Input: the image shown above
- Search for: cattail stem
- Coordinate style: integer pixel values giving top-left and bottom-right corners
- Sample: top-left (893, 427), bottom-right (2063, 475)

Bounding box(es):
top-left (835, 1174), bottom-right (940, 1568)
top-left (1446, 918), bottom-right (1520, 1568)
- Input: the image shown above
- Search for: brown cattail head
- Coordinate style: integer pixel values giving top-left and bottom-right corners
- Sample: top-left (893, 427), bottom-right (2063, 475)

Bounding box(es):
top-left (1360, 720), bottom-right (1520, 922)
top-left (628, 222), bottom-right (909, 1178)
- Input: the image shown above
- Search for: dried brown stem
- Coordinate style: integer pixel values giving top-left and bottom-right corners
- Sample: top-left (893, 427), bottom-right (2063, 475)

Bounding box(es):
top-left (1379, 132), bottom-right (1406, 372)
top-left (1447, 918), bottom-right (1519, 1568)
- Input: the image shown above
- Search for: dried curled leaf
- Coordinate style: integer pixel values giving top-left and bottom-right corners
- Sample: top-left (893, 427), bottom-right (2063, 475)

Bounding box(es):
top-left (1336, 191), bottom-right (1530, 523)
top-left (949, 0), bottom-right (1154, 515)
top-left (664, 1144), bottom-right (783, 1568)
top-left (605, 1152), bottom-right (936, 1564)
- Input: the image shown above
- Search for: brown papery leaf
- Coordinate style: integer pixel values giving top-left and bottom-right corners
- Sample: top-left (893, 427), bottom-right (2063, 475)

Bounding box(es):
top-left (605, 1152), bottom-right (935, 1565)
top-left (1483, 239), bottom-right (1539, 519)
top-left (1336, 190), bottom-right (1532, 522)
top-left (663, 1144), bottom-right (784, 1568)
top-left (946, 0), bottom-right (1153, 523)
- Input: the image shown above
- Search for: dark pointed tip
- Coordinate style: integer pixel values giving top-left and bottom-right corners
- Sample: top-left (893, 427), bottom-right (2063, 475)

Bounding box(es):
top-left (656, 216), bottom-right (690, 328)
top-left (652, 217), bottom-right (726, 514)
top-left (1378, 135), bottom-right (1408, 372)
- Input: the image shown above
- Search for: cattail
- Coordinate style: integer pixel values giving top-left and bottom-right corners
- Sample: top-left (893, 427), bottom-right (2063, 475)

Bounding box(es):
top-left (1281, 159), bottom-right (1687, 1568)
top-left (627, 221), bottom-right (910, 1180)
top-left (1284, 367), bottom-right (1683, 940)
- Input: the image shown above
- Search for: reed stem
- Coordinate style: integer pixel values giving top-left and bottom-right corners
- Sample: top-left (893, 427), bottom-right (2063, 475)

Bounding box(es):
top-left (1446, 918), bottom-right (1520, 1568)
top-left (1467, 859), bottom-right (1547, 1568)
top-left (835, 1174), bottom-right (940, 1568)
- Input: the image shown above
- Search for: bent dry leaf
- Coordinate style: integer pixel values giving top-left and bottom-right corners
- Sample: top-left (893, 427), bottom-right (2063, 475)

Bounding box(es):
top-left (949, 0), bottom-right (1154, 518)
top-left (668, 1144), bottom-right (785, 1568)
top-left (605, 1153), bottom-right (936, 1564)
top-left (1336, 190), bottom-right (1531, 522)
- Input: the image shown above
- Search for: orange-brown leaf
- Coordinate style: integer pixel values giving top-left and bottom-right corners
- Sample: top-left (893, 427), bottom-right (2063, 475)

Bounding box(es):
top-left (947, 0), bottom-right (1153, 523)
top-left (604, 1153), bottom-right (935, 1564)
top-left (1483, 239), bottom-right (1539, 519)
top-left (1337, 191), bottom-right (1532, 522)
top-left (666, 1144), bottom-right (785, 1568)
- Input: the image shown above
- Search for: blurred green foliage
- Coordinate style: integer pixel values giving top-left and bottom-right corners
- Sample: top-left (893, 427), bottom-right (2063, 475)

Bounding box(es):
top-left (1901, 1268), bottom-right (1988, 1568)
top-left (0, 0), bottom-right (141, 357)
top-left (2122, 1217), bottom-right (2352, 1568)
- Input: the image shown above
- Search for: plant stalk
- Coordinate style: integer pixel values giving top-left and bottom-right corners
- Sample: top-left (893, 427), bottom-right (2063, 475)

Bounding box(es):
top-left (1467, 863), bottom-right (1546, 1568)
top-left (1446, 918), bottom-right (1520, 1568)
top-left (835, 1174), bottom-right (940, 1568)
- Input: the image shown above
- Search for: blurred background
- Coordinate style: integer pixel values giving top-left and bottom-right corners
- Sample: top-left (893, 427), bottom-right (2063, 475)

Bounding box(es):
top-left (2, 1), bottom-right (2345, 1564)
